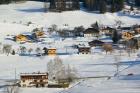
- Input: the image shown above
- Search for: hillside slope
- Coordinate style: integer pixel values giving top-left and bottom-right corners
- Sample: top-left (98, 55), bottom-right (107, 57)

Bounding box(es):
top-left (0, 1), bottom-right (139, 29)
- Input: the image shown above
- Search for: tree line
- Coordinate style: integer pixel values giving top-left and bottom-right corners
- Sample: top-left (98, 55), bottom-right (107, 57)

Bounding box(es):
top-left (83, 0), bottom-right (125, 13)
top-left (0, 0), bottom-right (26, 4)
top-left (0, 0), bottom-right (139, 13)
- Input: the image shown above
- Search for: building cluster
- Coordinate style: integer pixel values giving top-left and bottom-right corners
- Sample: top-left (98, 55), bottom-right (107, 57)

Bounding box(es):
top-left (6, 24), bottom-right (140, 56)
top-left (20, 72), bottom-right (69, 88)
top-left (20, 72), bottom-right (48, 87)
top-left (13, 28), bottom-right (45, 43)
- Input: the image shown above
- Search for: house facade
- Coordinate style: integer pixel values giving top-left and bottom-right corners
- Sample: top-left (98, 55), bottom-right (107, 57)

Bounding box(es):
top-left (14, 34), bottom-right (28, 42)
top-left (48, 48), bottom-right (57, 56)
top-left (20, 72), bottom-right (48, 88)
top-left (83, 28), bottom-right (99, 38)
top-left (122, 32), bottom-right (134, 40)
top-left (78, 46), bottom-right (91, 54)
top-left (100, 27), bottom-right (115, 36)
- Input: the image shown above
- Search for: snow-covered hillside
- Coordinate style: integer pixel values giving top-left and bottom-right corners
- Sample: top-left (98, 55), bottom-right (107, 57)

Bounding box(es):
top-left (0, 1), bottom-right (139, 41)
top-left (0, 1), bottom-right (140, 93)
top-left (0, 1), bottom-right (139, 29)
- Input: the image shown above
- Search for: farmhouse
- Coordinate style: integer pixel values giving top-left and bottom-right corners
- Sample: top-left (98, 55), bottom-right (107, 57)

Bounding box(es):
top-left (20, 72), bottom-right (48, 88)
top-left (101, 27), bottom-right (115, 36)
top-left (122, 32), bottom-right (134, 40)
top-left (35, 31), bottom-right (45, 38)
top-left (14, 34), bottom-right (28, 42)
top-left (88, 40), bottom-right (104, 47)
top-left (83, 28), bottom-right (99, 38)
top-left (78, 45), bottom-right (91, 54)
top-left (48, 48), bottom-right (57, 56)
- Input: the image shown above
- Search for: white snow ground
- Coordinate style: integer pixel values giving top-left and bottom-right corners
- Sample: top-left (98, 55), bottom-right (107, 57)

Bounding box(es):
top-left (0, 1), bottom-right (140, 93)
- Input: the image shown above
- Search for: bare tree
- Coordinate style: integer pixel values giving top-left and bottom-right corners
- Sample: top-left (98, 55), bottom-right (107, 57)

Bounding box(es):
top-left (19, 46), bottom-right (26, 55)
top-left (4, 85), bottom-right (19, 93)
top-left (3, 44), bottom-right (12, 56)
top-left (51, 24), bottom-right (58, 32)
top-left (47, 56), bottom-right (77, 82)
top-left (102, 44), bottom-right (113, 54)
top-left (35, 47), bottom-right (42, 56)
top-left (47, 56), bottom-right (65, 80)
top-left (28, 48), bottom-right (33, 55)
top-left (65, 64), bottom-right (77, 82)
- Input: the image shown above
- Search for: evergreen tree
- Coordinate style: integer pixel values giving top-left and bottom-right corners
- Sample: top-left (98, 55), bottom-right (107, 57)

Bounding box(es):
top-left (72, 0), bottom-right (80, 10)
top-left (99, 0), bottom-right (107, 13)
top-left (135, 0), bottom-right (140, 6)
top-left (85, 0), bottom-right (96, 11)
top-left (11, 50), bottom-right (15, 55)
top-left (130, 5), bottom-right (134, 11)
top-left (110, 0), bottom-right (116, 13)
top-left (112, 30), bottom-right (119, 44)
top-left (91, 21), bottom-right (99, 30)
top-left (49, 0), bottom-right (56, 9)
top-left (116, 0), bottom-right (124, 11)
top-left (43, 47), bottom-right (48, 55)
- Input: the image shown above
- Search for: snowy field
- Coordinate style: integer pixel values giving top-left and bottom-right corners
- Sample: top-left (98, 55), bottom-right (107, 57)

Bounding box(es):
top-left (0, 52), bottom-right (140, 93)
top-left (0, 1), bottom-right (140, 93)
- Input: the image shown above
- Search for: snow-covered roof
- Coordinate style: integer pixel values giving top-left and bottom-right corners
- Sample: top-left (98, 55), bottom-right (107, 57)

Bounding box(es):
top-left (20, 72), bottom-right (48, 76)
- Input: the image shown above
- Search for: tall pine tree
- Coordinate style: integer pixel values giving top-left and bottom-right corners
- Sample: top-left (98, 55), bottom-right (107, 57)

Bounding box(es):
top-left (116, 0), bottom-right (124, 11)
top-left (49, 0), bottom-right (56, 9)
top-left (112, 30), bottom-right (119, 44)
top-left (99, 0), bottom-right (107, 13)
top-left (72, 0), bottom-right (80, 10)
top-left (110, 0), bottom-right (116, 13)
top-left (135, 0), bottom-right (140, 6)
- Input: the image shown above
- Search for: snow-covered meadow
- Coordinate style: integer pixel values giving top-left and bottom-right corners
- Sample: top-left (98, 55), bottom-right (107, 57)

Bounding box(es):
top-left (0, 1), bottom-right (140, 93)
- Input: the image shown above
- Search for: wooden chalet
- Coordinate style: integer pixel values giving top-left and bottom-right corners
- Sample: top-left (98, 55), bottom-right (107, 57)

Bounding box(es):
top-left (20, 72), bottom-right (48, 88)
top-left (78, 46), bottom-right (91, 54)
top-left (122, 32), bottom-right (134, 40)
top-left (83, 28), bottom-right (99, 38)
top-left (101, 27), bottom-right (115, 36)
top-left (48, 48), bottom-right (57, 56)
top-left (134, 25), bottom-right (140, 34)
top-left (35, 31), bottom-right (45, 38)
top-left (14, 34), bottom-right (28, 42)
top-left (88, 40), bottom-right (104, 47)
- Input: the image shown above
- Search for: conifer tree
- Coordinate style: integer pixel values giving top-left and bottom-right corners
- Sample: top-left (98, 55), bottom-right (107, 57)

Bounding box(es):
top-left (99, 0), bottom-right (107, 13)
top-left (49, 0), bottom-right (56, 9)
top-left (135, 0), bottom-right (140, 6)
top-left (72, 0), bottom-right (80, 10)
top-left (110, 0), bottom-right (116, 13)
top-left (116, 0), bottom-right (124, 11)
top-left (112, 30), bottom-right (119, 44)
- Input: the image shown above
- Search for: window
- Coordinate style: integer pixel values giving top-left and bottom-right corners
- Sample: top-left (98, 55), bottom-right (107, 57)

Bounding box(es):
top-left (23, 84), bottom-right (26, 87)
top-left (34, 80), bottom-right (37, 82)
top-left (22, 80), bottom-right (25, 82)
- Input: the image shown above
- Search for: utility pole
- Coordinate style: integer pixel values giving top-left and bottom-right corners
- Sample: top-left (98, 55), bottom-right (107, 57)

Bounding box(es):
top-left (15, 68), bottom-right (17, 80)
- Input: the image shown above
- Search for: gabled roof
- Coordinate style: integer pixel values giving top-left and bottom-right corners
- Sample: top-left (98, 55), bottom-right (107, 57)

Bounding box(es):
top-left (89, 40), bottom-right (104, 45)
top-left (119, 27), bottom-right (132, 30)
top-left (84, 28), bottom-right (99, 34)
top-left (103, 27), bottom-right (116, 31)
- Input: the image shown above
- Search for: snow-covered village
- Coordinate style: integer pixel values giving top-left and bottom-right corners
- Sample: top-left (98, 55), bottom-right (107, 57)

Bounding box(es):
top-left (0, 0), bottom-right (140, 93)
